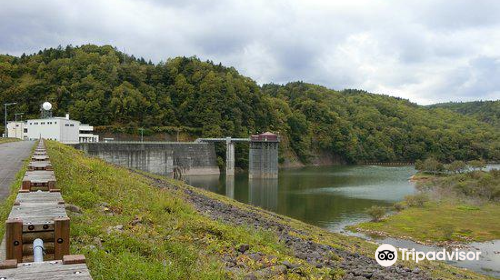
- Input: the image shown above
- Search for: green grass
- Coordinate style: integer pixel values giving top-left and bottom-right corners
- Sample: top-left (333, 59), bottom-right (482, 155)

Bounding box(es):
top-left (35, 141), bottom-right (494, 280)
top-left (45, 141), bottom-right (325, 279)
top-left (353, 201), bottom-right (500, 243)
top-left (0, 138), bottom-right (20, 144)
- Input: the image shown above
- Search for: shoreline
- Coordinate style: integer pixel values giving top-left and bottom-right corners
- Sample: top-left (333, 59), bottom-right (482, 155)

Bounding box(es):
top-left (347, 226), bottom-right (478, 249)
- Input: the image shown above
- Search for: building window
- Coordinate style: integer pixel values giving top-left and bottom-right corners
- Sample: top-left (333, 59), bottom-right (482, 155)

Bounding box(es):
top-left (34, 122), bottom-right (38, 125)
top-left (41, 122), bottom-right (45, 125)
top-left (70, 124), bottom-right (74, 127)
top-left (65, 124), bottom-right (69, 127)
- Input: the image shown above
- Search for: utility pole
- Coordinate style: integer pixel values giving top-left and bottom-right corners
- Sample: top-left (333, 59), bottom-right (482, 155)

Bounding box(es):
top-left (3, 102), bottom-right (17, 138)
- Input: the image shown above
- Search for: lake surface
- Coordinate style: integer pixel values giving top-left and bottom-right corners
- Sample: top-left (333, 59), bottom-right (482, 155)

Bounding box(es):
top-left (184, 165), bottom-right (417, 231)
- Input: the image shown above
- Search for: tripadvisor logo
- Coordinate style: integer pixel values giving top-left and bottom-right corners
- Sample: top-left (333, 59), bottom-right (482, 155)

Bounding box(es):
top-left (375, 244), bottom-right (481, 267)
top-left (375, 244), bottom-right (397, 267)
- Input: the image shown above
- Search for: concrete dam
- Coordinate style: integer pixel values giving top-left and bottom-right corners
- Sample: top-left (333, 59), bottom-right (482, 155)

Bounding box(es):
top-left (75, 132), bottom-right (280, 178)
top-left (75, 142), bottom-right (220, 176)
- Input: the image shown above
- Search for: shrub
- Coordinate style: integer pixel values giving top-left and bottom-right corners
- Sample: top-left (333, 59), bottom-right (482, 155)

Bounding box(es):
top-left (418, 158), bottom-right (444, 174)
top-left (468, 159), bottom-right (486, 171)
top-left (366, 206), bottom-right (386, 222)
top-left (415, 159), bottom-right (424, 171)
top-left (393, 202), bottom-right (406, 212)
top-left (445, 160), bottom-right (467, 174)
top-left (405, 193), bottom-right (429, 207)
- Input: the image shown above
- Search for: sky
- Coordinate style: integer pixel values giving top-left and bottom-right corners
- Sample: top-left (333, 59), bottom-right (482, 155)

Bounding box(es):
top-left (1, 0), bottom-right (500, 105)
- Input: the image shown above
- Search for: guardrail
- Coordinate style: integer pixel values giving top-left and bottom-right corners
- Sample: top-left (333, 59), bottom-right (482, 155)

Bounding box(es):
top-left (76, 140), bottom-right (211, 144)
top-left (0, 139), bottom-right (93, 279)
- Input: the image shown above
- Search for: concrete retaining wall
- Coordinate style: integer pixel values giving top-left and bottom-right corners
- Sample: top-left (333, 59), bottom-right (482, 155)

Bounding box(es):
top-left (75, 142), bottom-right (220, 176)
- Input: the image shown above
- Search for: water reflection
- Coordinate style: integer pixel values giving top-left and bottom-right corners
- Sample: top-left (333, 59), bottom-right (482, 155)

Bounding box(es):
top-left (184, 175), bottom-right (220, 193)
top-left (225, 176), bottom-right (235, 199)
top-left (249, 178), bottom-right (278, 212)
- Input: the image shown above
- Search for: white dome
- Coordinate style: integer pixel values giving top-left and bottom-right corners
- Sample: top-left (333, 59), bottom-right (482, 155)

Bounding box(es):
top-left (42, 102), bottom-right (52, 111)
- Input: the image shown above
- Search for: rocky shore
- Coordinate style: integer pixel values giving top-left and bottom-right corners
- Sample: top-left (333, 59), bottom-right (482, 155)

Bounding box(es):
top-left (139, 171), bottom-right (433, 280)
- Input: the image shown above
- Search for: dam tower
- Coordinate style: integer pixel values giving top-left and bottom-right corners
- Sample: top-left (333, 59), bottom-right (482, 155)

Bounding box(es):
top-left (249, 132), bottom-right (280, 179)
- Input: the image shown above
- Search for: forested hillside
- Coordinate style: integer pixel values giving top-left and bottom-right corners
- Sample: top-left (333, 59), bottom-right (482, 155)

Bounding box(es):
top-left (1, 45), bottom-right (498, 165)
top-left (429, 101), bottom-right (500, 128)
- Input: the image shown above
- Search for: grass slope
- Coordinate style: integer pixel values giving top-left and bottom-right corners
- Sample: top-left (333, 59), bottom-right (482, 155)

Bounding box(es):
top-left (46, 142), bottom-right (323, 279)
top-left (37, 141), bottom-right (493, 280)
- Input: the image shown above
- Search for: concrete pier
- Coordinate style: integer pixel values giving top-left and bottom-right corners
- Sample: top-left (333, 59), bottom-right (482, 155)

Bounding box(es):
top-left (225, 138), bottom-right (235, 176)
top-left (196, 132), bottom-right (280, 178)
top-left (249, 133), bottom-right (279, 179)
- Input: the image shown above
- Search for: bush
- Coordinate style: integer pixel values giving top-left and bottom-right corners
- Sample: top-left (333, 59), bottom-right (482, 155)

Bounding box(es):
top-left (445, 160), bottom-right (467, 174)
top-left (417, 158), bottom-right (444, 174)
top-left (366, 206), bottom-right (386, 222)
top-left (393, 202), bottom-right (406, 212)
top-left (405, 193), bottom-right (429, 207)
top-left (468, 159), bottom-right (486, 171)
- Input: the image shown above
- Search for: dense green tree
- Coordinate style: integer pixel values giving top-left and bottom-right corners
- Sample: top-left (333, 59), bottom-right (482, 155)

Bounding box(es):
top-left (0, 45), bottom-right (499, 166)
top-left (429, 101), bottom-right (500, 128)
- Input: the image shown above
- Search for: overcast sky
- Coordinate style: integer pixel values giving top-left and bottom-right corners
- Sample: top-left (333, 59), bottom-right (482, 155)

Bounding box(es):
top-left (1, 0), bottom-right (500, 104)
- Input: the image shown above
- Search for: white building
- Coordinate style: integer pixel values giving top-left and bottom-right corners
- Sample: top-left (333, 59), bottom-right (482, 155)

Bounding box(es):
top-left (7, 114), bottom-right (99, 144)
top-left (79, 124), bottom-right (99, 143)
top-left (6, 121), bottom-right (26, 139)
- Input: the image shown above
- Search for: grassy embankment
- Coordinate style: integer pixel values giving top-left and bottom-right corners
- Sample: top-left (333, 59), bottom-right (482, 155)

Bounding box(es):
top-left (2, 141), bottom-right (485, 279)
top-left (45, 141), bottom-right (343, 279)
top-left (353, 170), bottom-right (500, 244)
top-left (0, 138), bottom-right (20, 144)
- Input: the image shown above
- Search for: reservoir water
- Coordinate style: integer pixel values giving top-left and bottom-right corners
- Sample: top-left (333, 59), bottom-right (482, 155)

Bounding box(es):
top-left (184, 165), bottom-right (417, 232)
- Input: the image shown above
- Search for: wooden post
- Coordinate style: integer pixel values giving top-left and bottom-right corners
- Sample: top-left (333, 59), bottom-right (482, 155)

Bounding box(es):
top-left (63, 255), bottom-right (86, 265)
top-left (21, 181), bottom-right (31, 191)
top-left (6, 219), bottom-right (23, 262)
top-left (54, 217), bottom-right (70, 259)
top-left (48, 181), bottom-right (56, 191)
top-left (0, 259), bottom-right (18, 269)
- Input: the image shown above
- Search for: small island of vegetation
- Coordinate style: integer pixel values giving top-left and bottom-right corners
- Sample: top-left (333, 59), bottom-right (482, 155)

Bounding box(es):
top-left (352, 160), bottom-right (500, 244)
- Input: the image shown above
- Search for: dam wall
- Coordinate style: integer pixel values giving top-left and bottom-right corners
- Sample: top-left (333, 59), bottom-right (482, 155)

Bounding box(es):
top-left (74, 142), bottom-right (220, 176)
